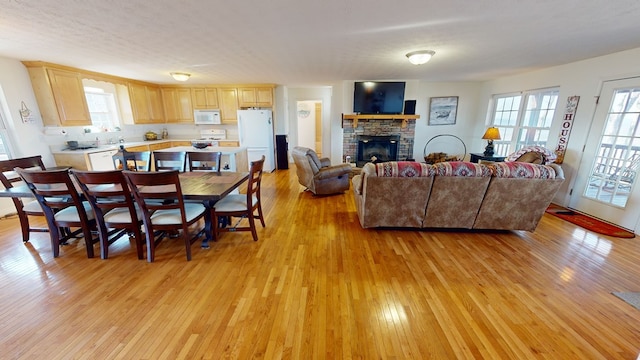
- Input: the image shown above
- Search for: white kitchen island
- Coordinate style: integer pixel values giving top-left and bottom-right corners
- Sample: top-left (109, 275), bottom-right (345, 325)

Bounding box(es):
top-left (157, 146), bottom-right (248, 172)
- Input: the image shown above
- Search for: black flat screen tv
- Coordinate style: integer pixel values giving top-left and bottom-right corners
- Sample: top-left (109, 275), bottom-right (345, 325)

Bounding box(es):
top-left (353, 81), bottom-right (406, 115)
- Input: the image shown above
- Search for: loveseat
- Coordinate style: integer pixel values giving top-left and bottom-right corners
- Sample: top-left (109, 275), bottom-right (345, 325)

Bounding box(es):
top-left (352, 161), bottom-right (564, 231)
top-left (292, 146), bottom-right (353, 195)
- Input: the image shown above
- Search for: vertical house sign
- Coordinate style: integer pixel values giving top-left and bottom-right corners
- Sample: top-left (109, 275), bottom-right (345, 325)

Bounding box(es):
top-left (554, 96), bottom-right (580, 164)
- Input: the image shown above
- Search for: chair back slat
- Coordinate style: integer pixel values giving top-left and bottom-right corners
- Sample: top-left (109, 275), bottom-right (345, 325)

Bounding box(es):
top-left (0, 156), bottom-right (49, 241)
top-left (212, 155), bottom-right (266, 242)
top-left (153, 151), bottom-right (186, 172)
top-left (18, 169), bottom-right (83, 211)
top-left (187, 151), bottom-right (222, 172)
top-left (113, 149), bottom-right (151, 171)
top-left (246, 156), bottom-right (265, 207)
top-left (123, 170), bottom-right (186, 220)
top-left (123, 169), bottom-right (205, 262)
top-left (0, 155), bottom-right (45, 188)
top-left (71, 169), bottom-right (144, 259)
top-left (17, 168), bottom-right (98, 258)
top-left (72, 170), bottom-right (138, 221)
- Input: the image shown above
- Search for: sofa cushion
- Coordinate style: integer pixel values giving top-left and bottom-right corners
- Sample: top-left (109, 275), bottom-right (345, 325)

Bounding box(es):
top-left (374, 161), bottom-right (434, 177)
top-left (506, 146), bottom-right (557, 165)
top-left (306, 151), bottom-right (323, 173)
top-left (515, 151), bottom-right (544, 164)
top-left (433, 161), bottom-right (492, 177)
top-left (352, 174), bottom-right (363, 195)
top-left (489, 162), bottom-right (557, 179)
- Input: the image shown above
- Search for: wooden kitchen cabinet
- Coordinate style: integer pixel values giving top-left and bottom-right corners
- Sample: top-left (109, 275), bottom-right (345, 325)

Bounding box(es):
top-left (191, 87), bottom-right (219, 109)
top-left (148, 142), bottom-right (172, 151)
top-left (237, 87), bottom-right (274, 108)
top-left (218, 140), bottom-right (240, 147)
top-left (124, 145), bottom-right (150, 152)
top-left (128, 82), bottom-right (165, 124)
top-left (218, 88), bottom-right (239, 124)
top-left (25, 64), bottom-right (92, 127)
top-left (171, 141), bottom-right (191, 147)
top-left (54, 149), bottom-right (118, 171)
top-left (53, 153), bottom-right (91, 170)
top-left (162, 87), bottom-right (193, 123)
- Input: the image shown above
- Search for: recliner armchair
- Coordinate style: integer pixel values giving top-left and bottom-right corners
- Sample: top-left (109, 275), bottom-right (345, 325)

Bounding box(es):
top-left (292, 146), bottom-right (352, 195)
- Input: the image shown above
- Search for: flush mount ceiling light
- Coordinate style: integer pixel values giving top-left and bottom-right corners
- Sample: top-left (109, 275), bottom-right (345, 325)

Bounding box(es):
top-left (170, 72), bottom-right (191, 81)
top-left (406, 50), bottom-right (435, 65)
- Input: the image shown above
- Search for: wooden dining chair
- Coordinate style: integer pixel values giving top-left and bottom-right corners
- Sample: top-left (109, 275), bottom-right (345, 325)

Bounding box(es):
top-left (17, 168), bottom-right (99, 258)
top-left (213, 156), bottom-right (266, 242)
top-left (0, 156), bottom-right (49, 242)
top-left (112, 148), bottom-right (151, 171)
top-left (122, 170), bottom-right (207, 262)
top-left (153, 151), bottom-right (187, 172)
top-left (71, 169), bottom-right (145, 260)
top-left (187, 151), bottom-right (222, 172)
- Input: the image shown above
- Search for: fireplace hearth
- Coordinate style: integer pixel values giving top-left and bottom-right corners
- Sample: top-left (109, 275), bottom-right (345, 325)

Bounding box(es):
top-left (356, 135), bottom-right (400, 167)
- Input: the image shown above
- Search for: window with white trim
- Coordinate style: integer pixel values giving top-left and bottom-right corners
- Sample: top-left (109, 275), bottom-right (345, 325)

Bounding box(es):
top-left (84, 86), bottom-right (121, 132)
top-left (489, 88), bottom-right (559, 156)
top-left (0, 93), bottom-right (13, 161)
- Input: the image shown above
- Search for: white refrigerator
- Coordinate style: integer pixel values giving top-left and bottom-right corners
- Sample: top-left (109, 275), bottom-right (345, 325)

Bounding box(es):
top-left (237, 109), bottom-right (275, 172)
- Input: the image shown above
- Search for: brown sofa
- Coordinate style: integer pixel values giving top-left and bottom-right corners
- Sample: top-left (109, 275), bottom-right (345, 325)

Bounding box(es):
top-left (352, 161), bottom-right (564, 231)
top-left (292, 146), bottom-right (353, 195)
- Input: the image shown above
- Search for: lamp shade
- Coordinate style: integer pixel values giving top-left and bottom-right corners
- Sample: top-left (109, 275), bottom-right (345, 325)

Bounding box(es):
top-left (482, 127), bottom-right (501, 140)
top-left (406, 50), bottom-right (435, 65)
top-left (170, 72), bottom-right (191, 81)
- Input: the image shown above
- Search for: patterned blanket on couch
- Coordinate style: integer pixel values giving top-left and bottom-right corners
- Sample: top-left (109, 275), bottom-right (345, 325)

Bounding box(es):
top-left (374, 161), bottom-right (434, 177)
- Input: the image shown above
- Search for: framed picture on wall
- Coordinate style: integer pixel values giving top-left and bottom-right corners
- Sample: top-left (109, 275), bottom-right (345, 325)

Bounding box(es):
top-left (428, 96), bottom-right (458, 126)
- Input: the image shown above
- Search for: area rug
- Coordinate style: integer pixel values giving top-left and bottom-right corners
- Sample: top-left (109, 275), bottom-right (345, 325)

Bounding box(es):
top-left (545, 204), bottom-right (635, 238)
top-left (612, 292), bottom-right (640, 310)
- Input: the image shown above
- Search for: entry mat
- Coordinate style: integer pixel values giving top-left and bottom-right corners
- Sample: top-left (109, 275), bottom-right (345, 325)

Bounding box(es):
top-left (545, 204), bottom-right (635, 238)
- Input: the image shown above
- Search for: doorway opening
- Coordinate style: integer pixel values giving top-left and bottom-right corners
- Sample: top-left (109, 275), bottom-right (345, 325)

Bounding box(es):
top-left (296, 100), bottom-right (323, 156)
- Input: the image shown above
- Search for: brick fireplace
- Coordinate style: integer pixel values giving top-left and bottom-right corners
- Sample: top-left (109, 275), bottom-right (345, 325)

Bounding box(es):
top-left (342, 117), bottom-right (416, 166)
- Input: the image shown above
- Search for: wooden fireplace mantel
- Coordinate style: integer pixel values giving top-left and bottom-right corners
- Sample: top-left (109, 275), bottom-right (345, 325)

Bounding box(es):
top-left (342, 114), bottom-right (420, 128)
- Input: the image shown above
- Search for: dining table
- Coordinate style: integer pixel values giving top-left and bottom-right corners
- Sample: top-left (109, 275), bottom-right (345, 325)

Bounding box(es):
top-left (0, 170), bottom-right (250, 248)
top-left (178, 171), bottom-right (249, 247)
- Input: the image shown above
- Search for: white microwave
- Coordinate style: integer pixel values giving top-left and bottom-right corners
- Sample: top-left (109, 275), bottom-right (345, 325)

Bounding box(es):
top-left (194, 109), bottom-right (221, 125)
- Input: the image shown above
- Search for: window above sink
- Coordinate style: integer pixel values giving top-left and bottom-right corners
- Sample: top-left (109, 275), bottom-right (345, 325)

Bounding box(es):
top-left (82, 79), bottom-right (129, 133)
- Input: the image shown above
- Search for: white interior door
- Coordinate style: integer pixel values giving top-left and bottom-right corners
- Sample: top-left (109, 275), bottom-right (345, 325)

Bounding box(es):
top-left (569, 77), bottom-right (640, 232)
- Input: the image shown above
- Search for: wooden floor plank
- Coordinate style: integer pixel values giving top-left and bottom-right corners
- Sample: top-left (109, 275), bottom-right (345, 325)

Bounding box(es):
top-left (1, 168), bottom-right (640, 359)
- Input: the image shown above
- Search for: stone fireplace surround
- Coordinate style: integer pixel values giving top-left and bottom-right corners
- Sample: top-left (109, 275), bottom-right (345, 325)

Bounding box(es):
top-left (342, 117), bottom-right (416, 166)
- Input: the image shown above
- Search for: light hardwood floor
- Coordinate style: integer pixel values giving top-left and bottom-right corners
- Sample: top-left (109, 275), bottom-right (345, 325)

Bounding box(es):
top-left (1, 168), bottom-right (639, 359)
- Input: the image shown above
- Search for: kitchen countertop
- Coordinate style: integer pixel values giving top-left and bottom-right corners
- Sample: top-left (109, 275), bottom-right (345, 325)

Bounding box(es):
top-left (49, 140), bottom-right (198, 155)
top-left (156, 146), bottom-right (246, 154)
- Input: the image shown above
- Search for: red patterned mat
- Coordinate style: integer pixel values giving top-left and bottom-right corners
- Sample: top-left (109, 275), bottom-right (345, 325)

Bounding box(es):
top-left (545, 204), bottom-right (635, 238)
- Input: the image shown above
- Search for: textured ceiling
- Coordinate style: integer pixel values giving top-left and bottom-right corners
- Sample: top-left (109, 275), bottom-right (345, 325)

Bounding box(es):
top-left (1, 0), bottom-right (640, 85)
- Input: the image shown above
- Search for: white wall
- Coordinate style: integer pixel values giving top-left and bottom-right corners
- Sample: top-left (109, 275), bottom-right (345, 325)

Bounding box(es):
top-left (0, 57), bottom-right (53, 164)
top-left (333, 80), bottom-right (482, 162)
top-left (285, 86), bottom-right (333, 159)
top-left (478, 47), bottom-right (640, 205)
top-left (413, 82), bottom-right (482, 161)
top-left (0, 57), bottom-right (54, 216)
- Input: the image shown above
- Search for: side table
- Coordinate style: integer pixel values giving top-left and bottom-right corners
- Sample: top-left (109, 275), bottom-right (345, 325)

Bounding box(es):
top-left (469, 153), bottom-right (506, 163)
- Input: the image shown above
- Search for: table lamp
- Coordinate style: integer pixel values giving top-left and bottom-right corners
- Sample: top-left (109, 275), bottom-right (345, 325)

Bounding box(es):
top-left (482, 127), bottom-right (501, 156)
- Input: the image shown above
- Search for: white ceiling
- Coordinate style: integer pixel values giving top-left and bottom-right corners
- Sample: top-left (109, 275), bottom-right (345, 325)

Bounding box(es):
top-left (2, 0), bottom-right (640, 86)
